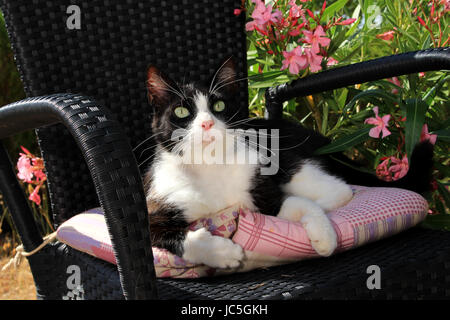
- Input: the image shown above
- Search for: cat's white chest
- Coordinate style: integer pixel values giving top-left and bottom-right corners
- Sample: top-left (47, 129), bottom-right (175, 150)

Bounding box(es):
top-left (149, 151), bottom-right (258, 222)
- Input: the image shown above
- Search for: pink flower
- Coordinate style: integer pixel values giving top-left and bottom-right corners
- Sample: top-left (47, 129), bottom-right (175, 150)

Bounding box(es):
top-left (288, 21), bottom-right (306, 36)
top-left (303, 26), bottom-right (331, 53)
top-left (17, 154), bottom-right (34, 183)
top-left (281, 47), bottom-right (324, 74)
top-left (303, 47), bottom-right (323, 72)
top-left (417, 16), bottom-right (427, 27)
top-left (246, 0), bottom-right (282, 32)
top-left (376, 158), bottom-right (393, 182)
top-left (442, 0), bottom-right (450, 12)
top-left (33, 168), bottom-right (46, 182)
top-left (420, 124), bottom-right (437, 145)
top-left (336, 18), bottom-right (357, 25)
top-left (376, 30), bottom-right (395, 41)
top-left (281, 46), bottom-right (308, 74)
top-left (389, 155), bottom-right (409, 180)
top-left (29, 186), bottom-right (41, 206)
top-left (20, 146), bottom-right (32, 155)
top-left (288, 0), bottom-right (304, 19)
top-left (233, 8), bottom-right (242, 16)
top-left (364, 106), bottom-right (391, 138)
top-left (387, 77), bottom-right (402, 94)
top-left (326, 57), bottom-right (339, 66)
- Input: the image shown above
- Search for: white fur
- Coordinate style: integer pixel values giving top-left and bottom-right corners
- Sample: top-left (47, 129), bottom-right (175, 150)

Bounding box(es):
top-left (278, 161), bottom-right (352, 256)
top-left (283, 161), bottom-right (353, 211)
top-left (278, 196), bottom-right (337, 256)
top-left (193, 92), bottom-right (209, 113)
top-left (182, 228), bottom-right (244, 268)
top-left (149, 149), bottom-right (257, 222)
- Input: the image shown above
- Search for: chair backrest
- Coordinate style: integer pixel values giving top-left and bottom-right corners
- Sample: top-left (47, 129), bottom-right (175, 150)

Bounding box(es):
top-left (1, 0), bottom-right (248, 225)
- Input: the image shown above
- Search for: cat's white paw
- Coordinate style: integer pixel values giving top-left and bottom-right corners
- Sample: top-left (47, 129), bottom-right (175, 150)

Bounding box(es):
top-left (301, 214), bottom-right (337, 257)
top-left (182, 228), bottom-right (244, 268)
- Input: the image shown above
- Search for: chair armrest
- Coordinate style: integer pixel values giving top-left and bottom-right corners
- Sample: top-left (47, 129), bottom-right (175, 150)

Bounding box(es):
top-left (265, 47), bottom-right (450, 119)
top-left (0, 93), bottom-right (157, 299)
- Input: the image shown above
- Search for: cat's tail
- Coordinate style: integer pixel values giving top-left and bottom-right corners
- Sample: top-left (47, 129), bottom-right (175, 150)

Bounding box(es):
top-left (325, 141), bottom-right (434, 194)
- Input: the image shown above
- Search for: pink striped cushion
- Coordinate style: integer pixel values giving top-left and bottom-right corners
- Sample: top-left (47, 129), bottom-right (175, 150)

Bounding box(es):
top-left (56, 186), bottom-right (428, 278)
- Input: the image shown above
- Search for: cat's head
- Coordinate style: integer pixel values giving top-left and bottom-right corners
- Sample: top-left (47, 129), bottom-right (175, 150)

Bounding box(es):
top-left (147, 58), bottom-right (247, 163)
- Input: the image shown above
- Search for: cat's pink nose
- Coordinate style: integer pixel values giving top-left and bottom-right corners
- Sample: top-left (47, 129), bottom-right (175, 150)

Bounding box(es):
top-left (201, 120), bottom-right (214, 131)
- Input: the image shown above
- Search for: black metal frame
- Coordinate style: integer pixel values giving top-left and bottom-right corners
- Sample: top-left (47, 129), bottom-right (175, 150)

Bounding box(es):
top-left (0, 0), bottom-right (449, 300)
top-left (265, 47), bottom-right (450, 119)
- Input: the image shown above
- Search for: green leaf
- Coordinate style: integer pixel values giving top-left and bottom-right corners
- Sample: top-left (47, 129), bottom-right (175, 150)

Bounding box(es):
top-left (320, 0), bottom-right (350, 23)
top-left (314, 127), bottom-right (371, 155)
top-left (437, 118), bottom-right (450, 131)
top-left (345, 16), bottom-right (361, 37)
top-left (422, 75), bottom-right (450, 105)
top-left (437, 181), bottom-right (450, 211)
top-left (336, 88), bottom-right (348, 110)
top-left (343, 89), bottom-right (400, 115)
top-left (329, 155), bottom-right (374, 174)
top-left (434, 162), bottom-right (450, 178)
top-left (404, 98), bottom-right (428, 159)
top-left (432, 129), bottom-right (450, 142)
top-left (248, 70), bottom-right (285, 81)
top-left (327, 28), bottom-right (348, 57)
top-left (422, 213), bottom-right (450, 231)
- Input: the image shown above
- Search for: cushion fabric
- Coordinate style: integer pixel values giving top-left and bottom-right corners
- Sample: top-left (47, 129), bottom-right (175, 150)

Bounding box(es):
top-left (56, 186), bottom-right (428, 278)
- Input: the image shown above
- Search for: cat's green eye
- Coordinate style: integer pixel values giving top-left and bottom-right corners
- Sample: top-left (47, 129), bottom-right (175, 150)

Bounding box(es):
top-left (174, 106), bottom-right (190, 118)
top-left (213, 100), bottom-right (226, 112)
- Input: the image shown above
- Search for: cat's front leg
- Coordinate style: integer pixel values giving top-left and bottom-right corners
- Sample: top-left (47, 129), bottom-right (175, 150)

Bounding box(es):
top-left (278, 196), bottom-right (337, 257)
top-left (148, 206), bottom-right (244, 268)
top-left (182, 228), bottom-right (244, 268)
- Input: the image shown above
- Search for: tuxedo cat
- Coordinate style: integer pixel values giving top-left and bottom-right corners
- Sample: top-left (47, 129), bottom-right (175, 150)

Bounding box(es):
top-left (143, 58), bottom-right (434, 269)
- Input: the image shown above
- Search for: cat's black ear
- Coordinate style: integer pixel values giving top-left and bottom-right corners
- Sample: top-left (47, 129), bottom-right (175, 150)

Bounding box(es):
top-left (146, 65), bottom-right (178, 105)
top-left (210, 57), bottom-right (238, 93)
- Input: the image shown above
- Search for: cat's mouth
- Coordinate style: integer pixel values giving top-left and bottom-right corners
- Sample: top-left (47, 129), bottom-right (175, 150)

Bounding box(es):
top-left (202, 135), bottom-right (216, 145)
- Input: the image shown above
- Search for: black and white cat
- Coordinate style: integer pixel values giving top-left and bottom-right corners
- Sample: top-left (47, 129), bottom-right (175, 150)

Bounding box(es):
top-left (143, 58), bottom-right (433, 269)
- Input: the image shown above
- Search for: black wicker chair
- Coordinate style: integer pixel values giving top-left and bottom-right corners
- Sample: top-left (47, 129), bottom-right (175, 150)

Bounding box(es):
top-left (0, 0), bottom-right (449, 300)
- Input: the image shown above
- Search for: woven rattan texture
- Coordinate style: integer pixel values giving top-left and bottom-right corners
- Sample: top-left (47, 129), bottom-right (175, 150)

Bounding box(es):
top-left (1, 0), bottom-right (247, 224)
top-left (28, 243), bottom-right (125, 300)
top-left (28, 228), bottom-right (450, 300)
top-left (2, 93), bottom-right (157, 298)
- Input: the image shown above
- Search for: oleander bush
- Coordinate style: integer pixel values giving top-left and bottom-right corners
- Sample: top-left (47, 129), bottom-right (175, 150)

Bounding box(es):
top-left (242, 0), bottom-right (449, 229)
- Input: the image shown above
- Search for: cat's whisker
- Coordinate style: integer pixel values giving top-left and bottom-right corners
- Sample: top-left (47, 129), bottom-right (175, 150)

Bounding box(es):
top-left (226, 117), bottom-right (257, 127)
top-left (137, 136), bottom-right (180, 159)
top-left (239, 137), bottom-right (276, 157)
top-left (152, 75), bottom-right (187, 100)
top-left (210, 74), bottom-right (236, 94)
top-left (235, 130), bottom-right (292, 139)
top-left (209, 57), bottom-right (233, 93)
top-left (156, 85), bottom-right (186, 101)
top-left (158, 76), bottom-right (186, 99)
top-left (273, 135), bottom-right (311, 151)
top-left (138, 140), bottom-right (180, 167)
top-left (133, 132), bottom-right (164, 152)
top-left (212, 76), bottom-right (250, 94)
top-left (224, 109), bottom-right (242, 126)
top-left (169, 121), bottom-right (186, 131)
